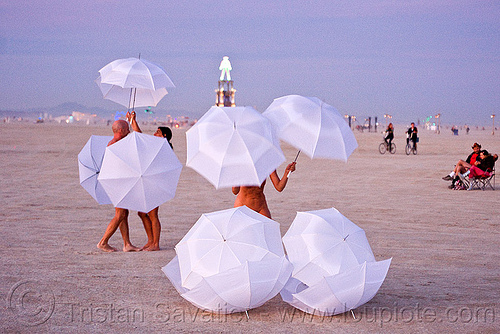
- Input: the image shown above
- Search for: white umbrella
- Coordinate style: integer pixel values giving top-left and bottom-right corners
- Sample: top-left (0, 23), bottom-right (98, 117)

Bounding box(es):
top-left (77, 135), bottom-right (113, 204)
top-left (95, 76), bottom-right (168, 108)
top-left (280, 259), bottom-right (391, 316)
top-left (281, 207), bottom-right (391, 315)
top-left (283, 208), bottom-right (376, 286)
top-left (162, 206), bottom-right (292, 314)
top-left (96, 57), bottom-right (174, 109)
top-left (98, 57), bottom-right (175, 90)
top-left (98, 132), bottom-right (182, 212)
top-left (164, 254), bottom-right (292, 314)
top-left (263, 95), bottom-right (358, 161)
top-left (186, 106), bottom-right (285, 189)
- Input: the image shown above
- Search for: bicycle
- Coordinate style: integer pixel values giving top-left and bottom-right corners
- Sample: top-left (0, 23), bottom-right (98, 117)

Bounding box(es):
top-left (379, 140), bottom-right (396, 154)
top-left (405, 139), bottom-right (418, 155)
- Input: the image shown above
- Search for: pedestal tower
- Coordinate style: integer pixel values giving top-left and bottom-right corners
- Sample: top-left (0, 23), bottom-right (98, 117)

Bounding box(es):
top-left (215, 56), bottom-right (236, 107)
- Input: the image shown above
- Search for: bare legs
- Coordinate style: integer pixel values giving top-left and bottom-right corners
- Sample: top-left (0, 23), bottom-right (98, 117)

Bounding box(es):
top-left (97, 208), bottom-right (141, 252)
top-left (139, 207), bottom-right (161, 251)
top-left (453, 160), bottom-right (471, 175)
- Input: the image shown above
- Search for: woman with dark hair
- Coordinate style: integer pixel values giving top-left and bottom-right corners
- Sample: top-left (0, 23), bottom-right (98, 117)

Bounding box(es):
top-left (467, 150), bottom-right (495, 176)
top-left (127, 111), bottom-right (173, 251)
top-left (155, 126), bottom-right (173, 148)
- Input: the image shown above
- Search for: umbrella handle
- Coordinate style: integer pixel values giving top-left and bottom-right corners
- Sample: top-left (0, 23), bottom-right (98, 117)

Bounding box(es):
top-left (286, 150), bottom-right (300, 178)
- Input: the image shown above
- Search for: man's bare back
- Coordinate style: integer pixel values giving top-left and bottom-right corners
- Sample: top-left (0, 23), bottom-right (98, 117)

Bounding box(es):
top-left (232, 162), bottom-right (296, 219)
top-left (233, 181), bottom-right (271, 218)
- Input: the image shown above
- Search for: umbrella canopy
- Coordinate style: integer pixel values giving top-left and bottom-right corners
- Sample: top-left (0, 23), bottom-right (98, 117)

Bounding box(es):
top-left (263, 94), bottom-right (358, 161)
top-left (95, 76), bottom-right (168, 108)
top-left (98, 57), bottom-right (175, 90)
top-left (186, 106), bottom-right (285, 189)
top-left (281, 207), bottom-right (391, 315)
top-left (162, 206), bottom-right (293, 313)
top-left (77, 135), bottom-right (113, 204)
top-left (280, 259), bottom-right (391, 316)
top-left (282, 208), bottom-right (376, 287)
top-left (96, 57), bottom-right (174, 109)
top-left (164, 254), bottom-right (292, 314)
top-left (98, 132), bottom-right (182, 212)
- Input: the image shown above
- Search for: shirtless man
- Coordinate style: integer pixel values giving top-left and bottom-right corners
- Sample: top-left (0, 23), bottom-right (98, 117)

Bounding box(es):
top-left (97, 119), bottom-right (141, 252)
top-left (232, 162), bottom-right (296, 219)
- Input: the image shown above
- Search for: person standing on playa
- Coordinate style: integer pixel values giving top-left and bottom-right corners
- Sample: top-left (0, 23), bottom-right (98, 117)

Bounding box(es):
top-left (232, 162), bottom-right (296, 219)
top-left (127, 111), bottom-right (172, 251)
top-left (97, 119), bottom-right (141, 252)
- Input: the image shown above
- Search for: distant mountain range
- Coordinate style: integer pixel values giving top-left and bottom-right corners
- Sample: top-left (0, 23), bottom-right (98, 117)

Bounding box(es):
top-left (0, 102), bottom-right (198, 120)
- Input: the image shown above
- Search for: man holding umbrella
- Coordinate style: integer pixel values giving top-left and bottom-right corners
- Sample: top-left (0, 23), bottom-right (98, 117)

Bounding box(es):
top-left (232, 162), bottom-right (296, 219)
top-left (97, 119), bottom-right (141, 252)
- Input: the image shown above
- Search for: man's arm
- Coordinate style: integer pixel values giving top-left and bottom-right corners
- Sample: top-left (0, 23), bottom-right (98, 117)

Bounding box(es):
top-left (126, 111), bottom-right (142, 133)
top-left (269, 162), bottom-right (296, 192)
top-left (466, 153), bottom-right (473, 164)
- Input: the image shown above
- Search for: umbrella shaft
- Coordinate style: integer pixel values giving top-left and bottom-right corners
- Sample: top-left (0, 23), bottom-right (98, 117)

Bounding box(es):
top-left (293, 150), bottom-right (301, 162)
top-left (128, 88), bottom-right (138, 111)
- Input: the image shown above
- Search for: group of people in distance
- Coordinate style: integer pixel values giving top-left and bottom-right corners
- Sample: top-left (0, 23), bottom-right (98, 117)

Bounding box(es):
top-left (442, 142), bottom-right (498, 190)
top-left (97, 112), bottom-right (296, 252)
top-left (383, 122), bottom-right (418, 151)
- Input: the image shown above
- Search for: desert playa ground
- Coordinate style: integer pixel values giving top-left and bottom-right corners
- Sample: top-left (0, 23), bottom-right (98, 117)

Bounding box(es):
top-left (1, 122), bottom-right (499, 333)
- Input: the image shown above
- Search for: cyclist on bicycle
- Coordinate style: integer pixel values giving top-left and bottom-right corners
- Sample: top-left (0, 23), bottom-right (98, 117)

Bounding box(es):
top-left (406, 122), bottom-right (418, 150)
top-left (384, 123), bottom-right (394, 151)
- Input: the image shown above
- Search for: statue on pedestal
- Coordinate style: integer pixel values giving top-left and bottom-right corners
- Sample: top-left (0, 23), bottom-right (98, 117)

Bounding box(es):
top-left (219, 56), bottom-right (232, 81)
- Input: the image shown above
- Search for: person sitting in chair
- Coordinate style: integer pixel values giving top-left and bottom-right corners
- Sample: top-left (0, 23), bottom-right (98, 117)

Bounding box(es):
top-left (462, 150), bottom-right (497, 190)
top-left (442, 142), bottom-right (481, 189)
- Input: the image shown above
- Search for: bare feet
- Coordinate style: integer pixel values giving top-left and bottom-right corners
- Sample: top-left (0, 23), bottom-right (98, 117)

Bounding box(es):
top-left (123, 244), bottom-right (142, 252)
top-left (97, 242), bottom-right (118, 252)
top-left (142, 244), bottom-right (160, 251)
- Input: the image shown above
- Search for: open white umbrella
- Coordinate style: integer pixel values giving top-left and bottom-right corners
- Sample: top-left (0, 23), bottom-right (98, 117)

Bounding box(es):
top-left (283, 208), bottom-right (376, 286)
top-left (98, 132), bottom-right (182, 212)
top-left (186, 106), bottom-right (285, 189)
top-left (162, 206), bottom-right (292, 314)
top-left (263, 95), bottom-right (357, 161)
top-left (96, 57), bottom-right (174, 109)
top-left (95, 76), bottom-right (168, 108)
top-left (280, 259), bottom-right (391, 316)
top-left (281, 207), bottom-right (391, 316)
top-left (77, 135), bottom-right (113, 204)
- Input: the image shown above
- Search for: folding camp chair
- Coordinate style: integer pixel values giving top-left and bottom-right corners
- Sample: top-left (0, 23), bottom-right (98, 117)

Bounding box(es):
top-left (466, 154), bottom-right (498, 191)
top-left (469, 167), bottom-right (495, 190)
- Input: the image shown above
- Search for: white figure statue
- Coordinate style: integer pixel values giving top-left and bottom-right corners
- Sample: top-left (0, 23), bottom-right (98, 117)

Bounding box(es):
top-left (219, 56), bottom-right (232, 81)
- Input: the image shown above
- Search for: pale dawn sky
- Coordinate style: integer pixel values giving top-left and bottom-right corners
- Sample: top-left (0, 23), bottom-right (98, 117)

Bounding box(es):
top-left (0, 0), bottom-right (499, 124)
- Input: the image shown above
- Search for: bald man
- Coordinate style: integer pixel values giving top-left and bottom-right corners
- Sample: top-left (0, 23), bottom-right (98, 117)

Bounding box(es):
top-left (97, 120), bottom-right (141, 252)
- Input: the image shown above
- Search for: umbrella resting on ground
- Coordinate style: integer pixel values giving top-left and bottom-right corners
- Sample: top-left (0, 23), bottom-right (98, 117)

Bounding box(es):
top-left (162, 206), bottom-right (293, 314)
top-left (280, 207), bottom-right (391, 316)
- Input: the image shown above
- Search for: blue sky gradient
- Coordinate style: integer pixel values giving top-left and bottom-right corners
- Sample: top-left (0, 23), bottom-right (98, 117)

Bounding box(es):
top-left (0, 1), bottom-right (499, 124)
